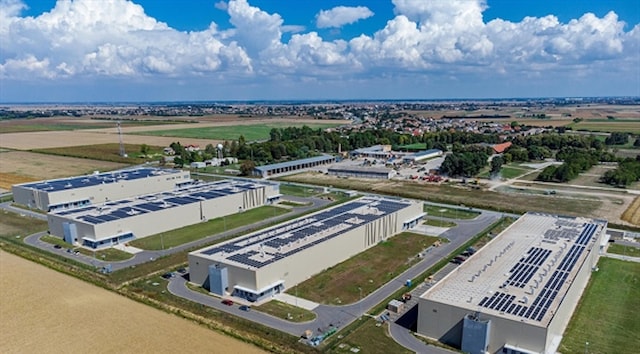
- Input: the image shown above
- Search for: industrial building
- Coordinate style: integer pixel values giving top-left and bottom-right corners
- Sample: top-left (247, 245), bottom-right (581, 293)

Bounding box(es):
top-left (402, 149), bottom-right (443, 164)
top-left (351, 145), bottom-right (393, 159)
top-left (188, 196), bottom-right (424, 302)
top-left (12, 168), bottom-right (191, 212)
top-left (327, 166), bottom-right (395, 179)
top-left (48, 180), bottom-right (280, 249)
top-left (417, 212), bottom-right (607, 354)
top-left (252, 155), bottom-right (336, 178)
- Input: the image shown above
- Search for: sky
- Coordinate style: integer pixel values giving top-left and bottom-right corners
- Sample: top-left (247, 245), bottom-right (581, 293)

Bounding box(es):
top-left (1, 0), bottom-right (639, 102)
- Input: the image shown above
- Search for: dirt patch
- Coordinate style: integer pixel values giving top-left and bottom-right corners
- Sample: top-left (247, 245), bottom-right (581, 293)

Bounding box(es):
top-left (0, 251), bottom-right (264, 354)
top-left (0, 151), bottom-right (127, 180)
top-left (622, 196), bottom-right (640, 225)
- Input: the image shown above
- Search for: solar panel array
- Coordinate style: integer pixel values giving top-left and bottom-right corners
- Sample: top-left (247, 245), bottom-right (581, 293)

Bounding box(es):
top-left (19, 168), bottom-right (181, 192)
top-left (199, 198), bottom-right (411, 269)
top-left (477, 222), bottom-right (599, 322)
top-left (53, 180), bottom-right (263, 225)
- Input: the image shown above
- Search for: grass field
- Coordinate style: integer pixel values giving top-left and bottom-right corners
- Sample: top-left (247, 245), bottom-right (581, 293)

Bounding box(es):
top-left (128, 206), bottom-right (290, 250)
top-left (500, 165), bottom-right (531, 179)
top-left (279, 183), bottom-right (325, 197)
top-left (607, 243), bottom-right (640, 257)
top-left (327, 319), bottom-right (412, 354)
top-left (256, 300), bottom-right (316, 322)
top-left (135, 122), bottom-right (342, 142)
top-left (396, 143), bottom-right (428, 151)
top-left (423, 219), bottom-right (457, 228)
top-left (560, 258), bottom-right (640, 354)
top-left (570, 120), bottom-right (640, 134)
top-left (279, 172), bottom-right (603, 217)
top-left (33, 143), bottom-right (164, 164)
top-left (423, 204), bottom-right (480, 219)
top-left (0, 211), bottom-right (48, 237)
top-left (291, 233), bottom-right (439, 305)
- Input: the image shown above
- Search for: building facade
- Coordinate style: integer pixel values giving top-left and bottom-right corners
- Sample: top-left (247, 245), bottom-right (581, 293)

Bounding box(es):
top-left (417, 212), bottom-right (607, 354)
top-left (12, 168), bottom-right (191, 212)
top-left (252, 155), bottom-right (336, 178)
top-left (327, 166), bottom-right (395, 179)
top-left (189, 196), bottom-right (424, 302)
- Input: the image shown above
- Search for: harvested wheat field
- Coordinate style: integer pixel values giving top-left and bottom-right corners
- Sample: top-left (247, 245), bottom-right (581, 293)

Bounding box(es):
top-left (622, 196), bottom-right (640, 226)
top-left (0, 251), bottom-right (264, 354)
top-left (0, 151), bottom-right (127, 181)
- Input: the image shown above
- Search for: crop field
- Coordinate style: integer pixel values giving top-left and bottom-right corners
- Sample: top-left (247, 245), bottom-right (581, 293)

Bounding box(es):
top-left (0, 251), bottom-right (265, 354)
top-left (560, 258), bottom-right (640, 354)
top-left (570, 120), bottom-right (640, 134)
top-left (291, 232), bottom-right (439, 305)
top-left (0, 151), bottom-right (127, 185)
top-left (621, 196), bottom-right (640, 225)
top-left (0, 117), bottom-right (182, 133)
top-left (134, 122), bottom-right (344, 141)
top-left (34, 143), bottom-right (164, 164)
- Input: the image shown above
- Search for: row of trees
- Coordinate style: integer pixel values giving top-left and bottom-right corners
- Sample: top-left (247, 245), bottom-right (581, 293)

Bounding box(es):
top-left (536, 148), bottom-right (600, 182)
top-left (440, 146), bottom-right (490, 177)
top-left (601, 156), bottom-right (640, 187)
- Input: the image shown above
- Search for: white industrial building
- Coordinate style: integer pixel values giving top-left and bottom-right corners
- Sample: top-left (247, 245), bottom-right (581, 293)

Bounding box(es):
top-left (417, 212), bottom-right (607, 354)
top-left (327, 166), bottom-right (395, 179)
top-left (48, 180), bottom-right (280, 249)
top-left (12, 168), bottom-right (191, 212)
top-left (402, 149), bottom-right (443, 164)
top-left (188, 196), bottom-right (424, 302)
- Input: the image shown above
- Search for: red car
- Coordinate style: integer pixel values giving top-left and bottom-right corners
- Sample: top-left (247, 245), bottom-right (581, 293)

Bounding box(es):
top-left (221, 299), bottom-right (234, 306)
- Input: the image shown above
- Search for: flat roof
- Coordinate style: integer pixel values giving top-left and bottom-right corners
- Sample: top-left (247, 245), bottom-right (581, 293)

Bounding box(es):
top-left (17, 168), bottom-right (183, 193)
top-left (420, 212), bottom-right (606, 327)
top-left (410, 149), bottom-right (442, 158)
top-left (194, 197), bottom-right (414, 270)
top-left (328, 166), bottom-right (392, 174)
top-left (254, 155), bottom-right (335, 172)
top-left (52, 180), bottom-right (266, 226)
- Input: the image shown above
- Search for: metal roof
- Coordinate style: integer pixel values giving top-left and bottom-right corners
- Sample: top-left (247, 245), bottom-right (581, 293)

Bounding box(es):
top-left (253, 155), bottom-right (335, 172)
top-left (420, 212), bottom-right (607, 327)
top-left (328, 166), bottom-right (392, 174)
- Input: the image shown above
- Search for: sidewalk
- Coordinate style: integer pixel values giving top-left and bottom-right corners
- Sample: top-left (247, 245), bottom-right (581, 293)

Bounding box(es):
top-left (274, 293), bottom-right (319, 311)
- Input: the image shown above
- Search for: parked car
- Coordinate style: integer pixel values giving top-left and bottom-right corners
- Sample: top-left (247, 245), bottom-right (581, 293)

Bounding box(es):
top-left (161, 272), bottom-right (173, 279)
top-left (222, 299), bottom-right (234, 306)
top-left (176, 267), bottom-right (187, 274)
top-left (54, 244), bottom-right (62, 249)
top-left (239, 305), bottom-right (250, 311)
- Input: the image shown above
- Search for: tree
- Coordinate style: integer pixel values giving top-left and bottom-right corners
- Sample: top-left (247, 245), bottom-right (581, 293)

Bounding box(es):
top-left (139, 144), bottom-right (150, 156)
top-left (490, 156), bottom-right (504, 175)
top-left (239, 160), bottom-right (256, 176)
top-left (605, 132), bottom-right (629, 145)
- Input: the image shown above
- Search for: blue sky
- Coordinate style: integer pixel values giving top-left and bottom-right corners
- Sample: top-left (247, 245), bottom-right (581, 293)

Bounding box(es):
top-left (2, 0), bottom-right (639, 102)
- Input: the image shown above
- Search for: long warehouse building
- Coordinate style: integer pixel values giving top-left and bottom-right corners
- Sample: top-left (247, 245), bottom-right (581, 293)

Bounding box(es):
top-left (417, 212), bottom-right (607, 354)
top-left (48, 180), bottom-right (280, 249)
top-left (12, 167), bottom-right (191, 212)
top-left (189, 196), bottom-right (424, 302)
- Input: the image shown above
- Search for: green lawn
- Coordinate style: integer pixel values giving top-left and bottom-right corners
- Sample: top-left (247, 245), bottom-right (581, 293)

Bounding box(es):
top-left (423, 204), bottom-right (480, 219)
top-left (396, 143), bottom-right (428, 151)
top-left (607, 243), bottom-right (640, 257)
top-left (500, 166), bottom-right (530, 179)
top-left (278, 183), bottom-right (324, 197)
top-left (134, 122), bottom-right (342, 142)
top-left (128, 206), bottom-right (290, 250)
top-left (560, 258), bottom-right (640, 354)
top-left (291, 233), bottom-right (439, 305)
top-left (279, 200), bottom-right (312, 207)
top-left (256, 300), bottom-right (316, 322)
top-left (423, 219), bottom-right (457, 228)
top-left (40, 235), bottom-right (133, 261)
top-left (327, 319), bottom-right (412, 354)
top-left (0, 211), bottom-right (48, 238)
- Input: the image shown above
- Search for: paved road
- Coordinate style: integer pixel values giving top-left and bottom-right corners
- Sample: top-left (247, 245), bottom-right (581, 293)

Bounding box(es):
top-left (167, 209), bottom-right (501, 351)
top-left (18, 196), bottom-right (332, 271)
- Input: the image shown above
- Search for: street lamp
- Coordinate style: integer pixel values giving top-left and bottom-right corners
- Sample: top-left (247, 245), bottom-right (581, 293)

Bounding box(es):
top-left (585, 342), bottom-right (589, 354)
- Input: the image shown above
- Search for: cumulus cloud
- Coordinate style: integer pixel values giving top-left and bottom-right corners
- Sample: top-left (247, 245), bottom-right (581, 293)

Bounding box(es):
top-left (0, 0), bottom-right (637, 98)
top-left (316, 6), bottom-right (374, 28)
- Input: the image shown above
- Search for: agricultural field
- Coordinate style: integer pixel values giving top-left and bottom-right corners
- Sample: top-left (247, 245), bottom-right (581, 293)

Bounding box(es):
top-left (0, 151), bottom-right (127, 189)
top-left (0, 117), bottom-right (183, 133)
top-left (134, 122), bottom-right (343, 142)
top-left (560, 258), bottom-right (640, 354)
top-left (33, 143), bottom-right (165, 164)
top-left (291, 233), bottom-right (439, 305)
top-left (569, 119), bottom-right (640, 134)
top-left (621, 196), bottom-right (640, 225)
top-left (0, 251), bottom-right (265, 354)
